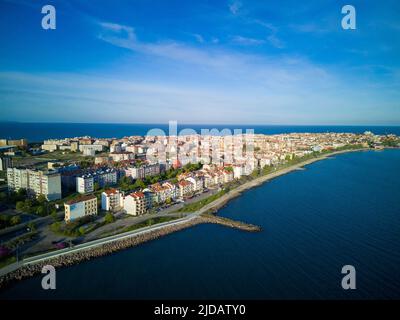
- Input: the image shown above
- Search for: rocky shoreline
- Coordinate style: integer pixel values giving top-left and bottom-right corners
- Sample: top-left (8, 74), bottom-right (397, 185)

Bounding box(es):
top-left (0, 215), bottom-right (260, 290)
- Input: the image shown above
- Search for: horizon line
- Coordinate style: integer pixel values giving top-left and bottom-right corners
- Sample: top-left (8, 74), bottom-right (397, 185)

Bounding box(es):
top-left (1, 121), bottom-right (400, 127)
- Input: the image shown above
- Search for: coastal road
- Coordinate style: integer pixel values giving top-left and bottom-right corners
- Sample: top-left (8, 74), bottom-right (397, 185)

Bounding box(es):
top-left (0, 211), bottom-right (201, 277)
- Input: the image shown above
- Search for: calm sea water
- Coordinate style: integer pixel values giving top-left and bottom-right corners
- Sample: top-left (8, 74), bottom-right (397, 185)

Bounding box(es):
top-left (1, 149), bottom-right (400, 299)
top-left (1, 122), bottom-right (400, 141)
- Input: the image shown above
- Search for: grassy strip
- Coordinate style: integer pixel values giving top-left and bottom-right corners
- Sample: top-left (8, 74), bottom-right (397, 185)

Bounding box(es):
top-left (4, 231), bottom-right (39, 249)
top-left (176, 189), bottom-right (228, 213)
top-left (0, 256), bottom-right (16, 269)
top-left (120, 216), bottom-right (180, 233)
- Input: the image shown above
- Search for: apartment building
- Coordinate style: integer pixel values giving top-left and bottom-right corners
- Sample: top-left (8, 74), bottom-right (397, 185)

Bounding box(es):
top-left (64, 194), bottom-right (98, 222)
top-left (125, 163), bottom-right (160, 179)
top-left (76, 169), bottom-right (118, 194)
top-left (76, 175), bottom-right (94, 194)
top-left (177, 180), bottom-right (194, 199)
top-left (79, 144), bottom-right (103, 154)
top-left (7, 168), bottom-right (62, 200)
top-left (101, 189), bottom-right (123, 212)
top-left (124, 191), bottom-right (150, 216)
top-left (146, 182), bottom-right (177, 204)
top-left (0, 157), bottom-right (12, 171)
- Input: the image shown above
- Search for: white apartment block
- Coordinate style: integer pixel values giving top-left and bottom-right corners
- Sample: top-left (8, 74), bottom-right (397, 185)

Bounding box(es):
top-left (124, 191), bottom-right (150, 216)
top-left (101, 189), bottom-right (123, 212)
top-left (125, 163), bottom-right (160, 180)
top-left (7, 168), bottom-right (62, 200)
top-left (79, 144), bottom-right (103, 154)
top-left (76, 169), bottom-right (117, 194)
top-left (64, 195), bottom-right (98, 222)
top-left (110, 152), bottom-right (135, 162)
top-left (177, 180), bottom-right (194, 198)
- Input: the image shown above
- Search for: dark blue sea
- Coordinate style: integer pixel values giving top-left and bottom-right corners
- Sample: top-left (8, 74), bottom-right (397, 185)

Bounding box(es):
top-left (1, 122), bottom-right (400, 142)
top-left (1, 149), bottom-right (400, 299)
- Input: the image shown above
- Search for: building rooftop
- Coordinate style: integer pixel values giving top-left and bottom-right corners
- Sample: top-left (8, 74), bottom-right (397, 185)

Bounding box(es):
top-left (65, 194), bottom-right (97, 205)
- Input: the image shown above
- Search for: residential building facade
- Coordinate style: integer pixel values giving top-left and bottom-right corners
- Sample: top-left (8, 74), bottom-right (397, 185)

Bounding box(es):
top-left (101, 189), bottom-right (123, 212)
top-left (7, 168), bottom-right (62, 200)
top-left (64, 195), bottom-right (98, 222)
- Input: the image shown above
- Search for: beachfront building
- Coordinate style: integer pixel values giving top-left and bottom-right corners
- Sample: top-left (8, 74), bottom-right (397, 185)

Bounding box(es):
top-left (101, 189), bottom-right (124, 212)
top-left (185, 176), bottom-right (204, 193)
top-left (123, 191), bottom-right (151, 216)
top-left (177, 180), bottom-right (194, 199)
top-left (7, 168), bottom-right (62, 201)
top-left (147, 182), bottom-right (177, 204)
top-left (64, 194), bottom-right (98, 222)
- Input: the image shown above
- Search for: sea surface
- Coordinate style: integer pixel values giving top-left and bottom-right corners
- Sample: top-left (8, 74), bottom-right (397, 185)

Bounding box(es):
top-left (1, 149), bottom-right (400, 299)
top-left (1, 122), bottom-right (400, 141)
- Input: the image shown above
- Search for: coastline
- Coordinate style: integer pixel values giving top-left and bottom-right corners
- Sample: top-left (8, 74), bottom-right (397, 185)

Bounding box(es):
top-left (0, 147), bottom-right (375, 290)
top-left (191, 148), bottom-right (370, 216)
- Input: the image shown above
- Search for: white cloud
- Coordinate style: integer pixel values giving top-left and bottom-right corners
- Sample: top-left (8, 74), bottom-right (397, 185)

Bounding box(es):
top-left (228, 0), bottom-right (242, 15)
top-left (231, 35), bottom-right (265, 46)
top-left (192, 33), bottom-right (204, 43)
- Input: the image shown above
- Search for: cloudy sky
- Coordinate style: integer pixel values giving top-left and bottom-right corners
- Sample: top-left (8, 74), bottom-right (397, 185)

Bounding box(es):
top-left (0, 0), bottom-right (399, 124)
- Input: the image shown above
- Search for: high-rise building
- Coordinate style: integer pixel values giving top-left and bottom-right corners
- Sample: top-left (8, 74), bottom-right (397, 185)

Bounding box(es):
top-left (0, 157), bottom-right (12, 171)
top-left (7, 168), bottom-right (62, 200)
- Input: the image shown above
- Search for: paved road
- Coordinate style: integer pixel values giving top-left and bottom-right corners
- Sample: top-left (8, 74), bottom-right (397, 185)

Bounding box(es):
top-left (23, 211), bottom-right (199, 265)
top-left (0, 211), bottom-right (64, 239)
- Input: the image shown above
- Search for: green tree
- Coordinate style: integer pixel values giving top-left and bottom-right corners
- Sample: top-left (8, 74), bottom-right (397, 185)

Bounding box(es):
top-left (10, 215), bottom-right (21, 226)
top-left (51, 211), bottom-right (58, 222)
top-left (17, 188), bottom-right (27, 198)
top-left (27, 221), bottom-right (36, 232)
top-left (35, 206), bottom-right (46, 216)
top-left (16, 201), bottom-right (25, 212)
top-left (133, 178), bottom-right (146, 189)
top-left (104, 212), bottom-right (115, 224)
top-left (37, 194), bottom-right (47, 205)
top-left (78, 226), bottom-right (86, 236)
top-left (0, 192), bottom-right (7, 202)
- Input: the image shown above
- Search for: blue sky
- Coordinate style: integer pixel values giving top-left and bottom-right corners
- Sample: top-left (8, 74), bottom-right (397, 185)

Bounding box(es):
top-left (0, 0), bottom-right (399, 124)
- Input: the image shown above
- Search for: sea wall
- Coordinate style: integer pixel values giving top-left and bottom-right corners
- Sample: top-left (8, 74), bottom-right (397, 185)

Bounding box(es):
top-left (0, 215), bottom-right (260, 290)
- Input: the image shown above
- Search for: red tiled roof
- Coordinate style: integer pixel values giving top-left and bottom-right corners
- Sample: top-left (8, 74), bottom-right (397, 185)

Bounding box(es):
top-left (131, 191), bottom-right (145, 198)
top-left (104, 188), bottom-right (119, 195)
